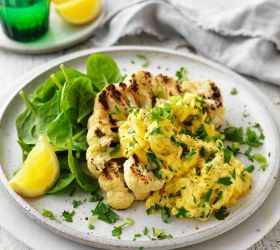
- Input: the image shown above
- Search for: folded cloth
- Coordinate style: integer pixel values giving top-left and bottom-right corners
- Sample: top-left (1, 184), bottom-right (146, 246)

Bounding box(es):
top-left (94, 0), bottom-right (280, 86)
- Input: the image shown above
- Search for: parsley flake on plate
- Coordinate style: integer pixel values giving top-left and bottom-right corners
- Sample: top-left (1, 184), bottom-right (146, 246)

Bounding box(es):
top-left (62, 210), bottom-right (75, 222)
top-left (112, 217), bottom-right (134, 239)
top-left (176, 67), bottom-right (188, 84)
top-left (72, 200), bottom-right (82, 208)
top-left (41, 209), bottom-right (54, 220)
top-left (91, 202), bottom-right (120, 224)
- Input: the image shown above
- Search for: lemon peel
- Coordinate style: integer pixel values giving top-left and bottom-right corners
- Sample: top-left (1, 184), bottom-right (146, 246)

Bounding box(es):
top-left (9, 136), bottom-right (60, 197)
top-left (55, 0), bottom-right (102, 25)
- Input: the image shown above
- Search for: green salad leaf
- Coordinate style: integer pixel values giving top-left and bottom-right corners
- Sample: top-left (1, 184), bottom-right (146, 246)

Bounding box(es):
top-left (86, 53), bottom-right (121, 91)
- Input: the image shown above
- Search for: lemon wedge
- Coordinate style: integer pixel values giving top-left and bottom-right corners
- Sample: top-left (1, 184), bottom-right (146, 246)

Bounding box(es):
top-left (9, 136), bottom-right (60, 197)
top-left (55, 0), bottom-right (102, 25)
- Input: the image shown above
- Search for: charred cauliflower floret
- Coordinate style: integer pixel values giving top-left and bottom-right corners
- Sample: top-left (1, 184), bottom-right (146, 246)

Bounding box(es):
top-left (86, 138), bottom-right (123, 177)
top-left (98, 162), bottom-right (134, 209)
top-left (123, 156), bottom-right (164, 200)
top-left (181, 80), bottom-right (224, 127)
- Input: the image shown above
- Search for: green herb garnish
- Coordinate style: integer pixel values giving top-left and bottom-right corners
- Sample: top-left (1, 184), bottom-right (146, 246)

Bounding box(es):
top-left (72, 200), bottom-right (82, 208)
top-left (230, 88), bottom-right (238, 95)
top-left (244, 165), bottom-right (255, 173)
top-left (150, 127), bottom-right (164, 135)
top-left (62, 210), bottom-right (75, 222)
top-left (91, 202), bottom-right (120, 224)
top-left (136, 54), bottom-right (149, 67)
top-left (176, 67), bottom-right (188, 83)
top-left (41, 209), bottom-right (54, 220)
top-left (224, 127), bottom-right (244, 143)
top-left (112, 217), bottom-right (134, 239)
top-left (109, 145), bottom-right (120, 156)
top-left (203, 188), bottom-right (213, 202)
top-left (215, 206), bottom-right (229, 220)
top-left (218, 177), bottom-right (233, 186)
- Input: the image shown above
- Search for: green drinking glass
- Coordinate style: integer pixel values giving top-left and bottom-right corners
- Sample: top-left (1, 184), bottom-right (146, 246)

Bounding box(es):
top-left (0, 0), bottom-right (50, 42)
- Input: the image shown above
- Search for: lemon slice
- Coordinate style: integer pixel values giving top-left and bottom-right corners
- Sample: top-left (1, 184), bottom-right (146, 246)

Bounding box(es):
top-left (9, 136), bottom-right (60, 197)
top-left (55, 0), bottom-right (102, 25)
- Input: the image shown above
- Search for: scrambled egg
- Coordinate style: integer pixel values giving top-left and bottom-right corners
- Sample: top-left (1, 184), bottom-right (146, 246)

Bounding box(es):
top-left (86, 70), bottom-right (251, 221)
top-left (119, 93), bottom-right (251, 221)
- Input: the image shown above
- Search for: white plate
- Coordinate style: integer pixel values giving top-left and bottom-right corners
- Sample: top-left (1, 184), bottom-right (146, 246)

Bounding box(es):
top-left (0, 47), bottom-right (279, 250)
top-left (0, 3), bottom-right (104, 54)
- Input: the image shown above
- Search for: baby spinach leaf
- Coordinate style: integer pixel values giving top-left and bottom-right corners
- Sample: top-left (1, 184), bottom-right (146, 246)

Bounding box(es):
top-left (67, 140), bottom-right (99, 192)
top-left (86, 53), bottom-right (121, 91)
top-left (61, 76), bottom-right (96, 126)
top-left (36, 91), bottom-right (61, 138)
top-left (47, 172), bottom-right (75, 194)
top-left (17, 139), bottom-right (33, 161)
top-left (16, 109), bottom-right (38, 145)
top-left (34, 69), bottom-right (85, 102)
top-left (16, 91), bottom-right (40, 145)
top-left (47, 112), bottom-right (72, 149)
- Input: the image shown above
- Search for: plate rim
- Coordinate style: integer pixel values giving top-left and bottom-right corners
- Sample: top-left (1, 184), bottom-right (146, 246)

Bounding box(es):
top-left (0, 46), bottom-right (279, 249)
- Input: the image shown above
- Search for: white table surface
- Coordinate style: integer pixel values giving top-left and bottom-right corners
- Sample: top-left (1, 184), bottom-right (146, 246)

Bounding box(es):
top-left (0, 34), bottom-right (280, 250)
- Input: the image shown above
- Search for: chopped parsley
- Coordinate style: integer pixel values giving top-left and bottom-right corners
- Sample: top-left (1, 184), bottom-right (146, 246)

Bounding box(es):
top-left (88, 223), bottom-right (95, 230)
top-left (227, 142), bottom-right (240, 156)
top-left (112, 217), bottom-right (134, 239)
top-left (192, 194), bottom-right (197, 204)
top-left (245, 146), bottom-right (254, 162)
top-left (143, 226), bottom-right (148, 235)
top-left (160, 206), bottom-right (170, 223)
top-left (150, 127), bottom-right (164, 135)
top-left (199, 147), bottom-right (206, 157)
top-left (231, 168), bottom-right (236, 179)
top-left (91, 202), bottom-right (120, 224)
top-left (109, 145), bottom-right (120, 156)
top-left (62, 210), bottom-right (75, 223)
top-left (136, 54), bottom-right (149, 67)
top-left (175, 207), bottom-right (189, 218)
top-left (230, 88), bottom-right (238, 95)
top-left (203, 188), bottom-right (213, 202)
top-left (215, 206), bottom-right (229, 220)
top-left (205, 164), bottom-right (213, 174)
top-left (146, 150), bottom-right (162, 172)
top-left (176, 67), bottom-right (188, 84)
top-left (205, 151), bottom-right (217, 163)
top-left (224, 127), bottom-right (244, 143)
top-left (72, 200), bottom-right (82, 208)
top-left (148, 104), bottom-right (174, 123)
top-left (152, 227), bottom-right (173, 240)
top-left (170, 136), bottom-right (180, 146)
top-left (133, 233), bottom-right (142, 241)
top-left (213, 191), bottom-right (223, 204)
top-left (253, 153), bottom-right (268, 171)
top-left (223, 148), bottom-right (233, 164)
top-left (246, 128), bottom-right (261, 147)
top-left (218, 177), bottom-right (233, 186)
top-left (89, 192), bottom-right (103, 202)
top-left (114, 105), bottom-right (123, 114)
top-left (244, 165), bottom-right (255, 173)
top-left (41, 209), bottom-right (54, 220)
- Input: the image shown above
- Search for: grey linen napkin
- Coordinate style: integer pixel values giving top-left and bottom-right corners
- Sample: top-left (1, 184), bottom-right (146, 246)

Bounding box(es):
top-left (94, 0), bottom-right (280, 85)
